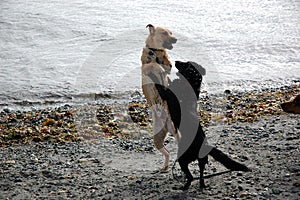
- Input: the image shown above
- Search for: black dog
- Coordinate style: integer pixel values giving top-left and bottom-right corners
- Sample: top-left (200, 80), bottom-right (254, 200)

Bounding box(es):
top-left (155, 61), bottom-right (250, 190)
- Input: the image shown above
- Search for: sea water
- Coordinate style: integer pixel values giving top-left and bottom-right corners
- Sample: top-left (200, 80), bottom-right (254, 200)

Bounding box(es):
top-left (1, 0), bottom-right (299, 109)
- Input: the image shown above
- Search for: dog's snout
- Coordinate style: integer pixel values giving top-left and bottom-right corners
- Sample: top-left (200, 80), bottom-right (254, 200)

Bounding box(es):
top-left (170, 37), bottom-right (177, 43)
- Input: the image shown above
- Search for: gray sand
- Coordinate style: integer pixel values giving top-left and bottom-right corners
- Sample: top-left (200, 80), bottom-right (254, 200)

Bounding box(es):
top-left (0, 114), bottom-right (299, 199)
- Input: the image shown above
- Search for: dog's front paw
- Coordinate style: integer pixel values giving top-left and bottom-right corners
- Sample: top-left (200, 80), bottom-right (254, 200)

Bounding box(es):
top-left (180, 178), bottom-right (193, 190)
top-left (180, 181), bottom-right (191, 191)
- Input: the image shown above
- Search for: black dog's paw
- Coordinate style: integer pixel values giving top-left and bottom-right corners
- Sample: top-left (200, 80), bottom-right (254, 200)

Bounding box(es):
top-left (179, 179), bottom-right (192, 191)
top-left (172, 178), bottom-right (192, 191)
top-left (180, 183), bottom-right (191, 191)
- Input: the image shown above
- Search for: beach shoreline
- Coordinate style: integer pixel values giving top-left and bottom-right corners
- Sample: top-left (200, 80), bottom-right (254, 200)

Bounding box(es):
top-left (0, 82), bottom-right (299, 147)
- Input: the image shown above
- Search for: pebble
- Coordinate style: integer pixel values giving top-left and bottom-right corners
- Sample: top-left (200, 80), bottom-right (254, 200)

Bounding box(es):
top-left (1, 160), bottom-right (16, 165)
top-left (136, 179), bottom-right (142, 184)
top-left (272, 188), bottom-right (282, 195)
top-left (224, 180), bottom-right (232, 185)
top-left (239, 192), bottom-right (248, 198)
top-left (78, 158), bottom-right (89, 163)
top-left (262, 133), bottom-right (269, 138)
top-left (293, 181), bottom-right (300, 187)
top-left (238, 185), bottom-right (243, 191)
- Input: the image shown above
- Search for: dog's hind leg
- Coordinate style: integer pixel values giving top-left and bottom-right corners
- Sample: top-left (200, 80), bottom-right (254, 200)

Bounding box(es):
top-left (153, 124), bottom-right (169, 171)
top-left (198, 157), bottom-right (208, 189)
top-left (178, 160), bottom-right (193, 190)
top-left (159, 147), bottom-right (170, 171)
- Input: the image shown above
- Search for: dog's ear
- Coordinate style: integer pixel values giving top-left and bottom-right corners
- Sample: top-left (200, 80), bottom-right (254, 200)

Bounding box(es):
top-left (189, 61), bottom-right (206, 76)
top-left (146, 24), bottom-right (155, 35)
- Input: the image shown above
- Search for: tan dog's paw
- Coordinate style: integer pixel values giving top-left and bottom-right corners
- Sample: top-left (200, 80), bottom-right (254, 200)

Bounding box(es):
top-left (160, 166), bottom-right (169, 173)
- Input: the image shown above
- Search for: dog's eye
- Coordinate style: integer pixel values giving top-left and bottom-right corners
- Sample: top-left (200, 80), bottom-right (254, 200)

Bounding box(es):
top-left (163, 32), bottom-right (168, 35)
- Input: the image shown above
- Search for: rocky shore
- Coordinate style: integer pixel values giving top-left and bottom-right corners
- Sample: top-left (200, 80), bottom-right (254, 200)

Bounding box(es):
top-left (0, 84), bottom-right (299, 199)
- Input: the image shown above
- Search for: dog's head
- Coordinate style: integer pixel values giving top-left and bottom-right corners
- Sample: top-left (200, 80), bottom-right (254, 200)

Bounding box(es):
top-left (145, 24), bottom-right (177, 50)
top-left (175, 61), bottom-right (206, 81)
top-left (281, 94), bottom-right (300, 114)
top-left (175, 61), bottom-right (206, 97)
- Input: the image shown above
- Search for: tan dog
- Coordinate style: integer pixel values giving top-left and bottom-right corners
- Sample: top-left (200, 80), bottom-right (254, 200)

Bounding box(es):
top-left (141, 24), bottom-right (178, 171)
top-left (281, 94), bottom-right (300, 114)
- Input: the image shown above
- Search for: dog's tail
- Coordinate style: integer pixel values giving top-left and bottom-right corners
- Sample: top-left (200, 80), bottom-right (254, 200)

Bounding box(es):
top-left (209, 147), bottom-right (251, 172)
